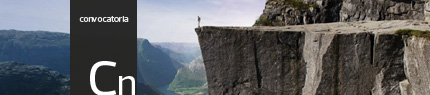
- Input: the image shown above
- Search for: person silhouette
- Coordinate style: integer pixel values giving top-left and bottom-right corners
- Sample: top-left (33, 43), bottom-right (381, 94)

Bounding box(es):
top-left (198, 16), bottom-right (201, 27)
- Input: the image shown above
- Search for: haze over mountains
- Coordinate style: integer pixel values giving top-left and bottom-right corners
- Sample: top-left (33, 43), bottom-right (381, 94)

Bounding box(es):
top-left (138, 38), bottom-right (207, 95)
top-left (0, 30), bottom-right (166, 95)
top-left (0, 29), bottom-right (207, 95)
top-left (0, 30), bottom-right (70, 75)
top-left (0, 30), bottom-right (70, 95)
top-left (152, 42), bottom-right (201, 66)
top-left (137, 38), bottom-right (185, 94)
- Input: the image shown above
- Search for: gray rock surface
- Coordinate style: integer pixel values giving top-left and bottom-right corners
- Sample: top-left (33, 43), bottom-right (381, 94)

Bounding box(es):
top-left (403, 36), bottom-right (430, 95)
top-left (255, 0), bottom-right (426, 26)
top-left (425, 1), bottom-right (430, 21)
top-left (189, 56), bottom-right (205, 73)
top-left (196, 20), bottom-right (430, 95)
top-left (399, 80), bottom-right (412, 95)
top-left (372, 34), bottom-right (406, 95)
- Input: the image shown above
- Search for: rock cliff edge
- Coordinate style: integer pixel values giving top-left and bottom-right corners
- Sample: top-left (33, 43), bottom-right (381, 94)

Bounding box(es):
top-left (196, 20), bottom-right (430, 95)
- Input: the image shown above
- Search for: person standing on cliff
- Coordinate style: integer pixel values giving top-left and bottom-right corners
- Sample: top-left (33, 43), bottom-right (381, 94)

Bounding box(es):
top-left (198, 16), bottom-right (201, 28)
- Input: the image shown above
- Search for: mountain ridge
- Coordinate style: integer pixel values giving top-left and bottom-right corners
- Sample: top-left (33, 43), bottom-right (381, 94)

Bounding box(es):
top-left (0, 30), bottom-right (70, 75)
top-left (137, 38), bottom-right (183, 94)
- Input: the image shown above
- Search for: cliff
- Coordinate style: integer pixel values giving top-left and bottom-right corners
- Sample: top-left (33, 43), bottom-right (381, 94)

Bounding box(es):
top-left (402, 36), bottom-right (430, 95)
top-left (255, 0), bottom-right (427, 26)
top-left (196, 20), bottom-right (430, 95)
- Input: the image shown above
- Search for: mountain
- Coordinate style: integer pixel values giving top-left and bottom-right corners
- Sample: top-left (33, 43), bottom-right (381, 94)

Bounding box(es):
top-left (0, 61), bottom-right (70, 95)
top-left (255, 0), bottom-right (425, 26)
top-left (0, 30), bottom-right (70, 75)
top-left (168, 56), bottom-right (208, 95)
top-left (188, 56), bottom-right (205, 73)
top-left (152, 43), bottom-right (201, 66)
top-left (137, 38), bottom-right (183, 94)
top-left (152, 43), bottom-right (200, 54)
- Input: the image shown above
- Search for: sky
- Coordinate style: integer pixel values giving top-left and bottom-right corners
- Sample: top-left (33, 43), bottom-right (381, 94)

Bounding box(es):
top-left (0, 0), bottom-right (70, 33)
top-left (138, 0), bottom-right (266, 43)
top-left (0, 0), bottom-right (266, 43)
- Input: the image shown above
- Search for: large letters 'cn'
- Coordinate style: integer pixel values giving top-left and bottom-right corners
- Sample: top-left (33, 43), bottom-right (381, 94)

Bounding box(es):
top-left (90, 61), bottom-right (135, 95)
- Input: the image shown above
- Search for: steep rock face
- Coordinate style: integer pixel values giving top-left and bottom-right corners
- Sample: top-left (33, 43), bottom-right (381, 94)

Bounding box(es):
top-left (425, 1), bottom-right (430, 20)
top-left (255, 0), bottom-right (425, 26)
top-left (340, 0), bottom-right (424, 22)
top-left (0, 61), bottom-right (70, 95)
top-left (197, 20), bottom-right (430, 95)
top-left (372, 34), bottom-right (406, 95)
top-left (403, 36), bottom-right (430, 95)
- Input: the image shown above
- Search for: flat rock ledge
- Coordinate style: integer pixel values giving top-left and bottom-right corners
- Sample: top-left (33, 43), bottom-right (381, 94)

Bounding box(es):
top-left (196, 20), bottom-right (430, 95)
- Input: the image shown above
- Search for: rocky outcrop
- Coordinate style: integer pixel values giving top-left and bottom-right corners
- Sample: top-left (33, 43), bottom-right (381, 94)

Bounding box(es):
top-left (425, 1), bottom-right (430, 21)
top-left (255, 0), bottom-right (426, 26)
top-left (197, 20), bottom-right (430, 95)
top-left (0, 61), bottom-right (70, 95)
top-left (402, 36), bottom-right (430, 95)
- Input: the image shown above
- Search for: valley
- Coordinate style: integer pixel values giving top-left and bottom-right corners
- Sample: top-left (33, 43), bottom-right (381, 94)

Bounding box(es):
top-left (137, 38), bottom-right (207, 95)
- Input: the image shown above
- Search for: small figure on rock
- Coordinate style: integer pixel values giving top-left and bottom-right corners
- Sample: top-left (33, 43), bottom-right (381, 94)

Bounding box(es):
top-left (198, 16), bottom-right (201, 28)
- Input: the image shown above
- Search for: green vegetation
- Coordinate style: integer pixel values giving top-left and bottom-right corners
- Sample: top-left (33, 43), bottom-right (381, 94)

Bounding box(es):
top-left (171, 87), bottom-right (208, 95)
top-left (168, 68), bottom-right (207, 95)
top-left (255, 17), bottom-right (274, 26)
top-left (395, 29), bottom-right (430, 39)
